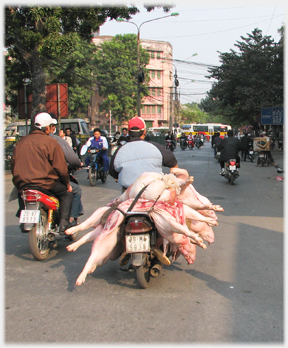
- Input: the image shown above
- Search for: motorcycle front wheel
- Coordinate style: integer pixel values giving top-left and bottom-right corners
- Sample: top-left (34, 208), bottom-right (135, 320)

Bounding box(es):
top-left (229, 173), bottom-right (235, 185)
top-left (28, 209), bottom-right (50, 260)
top-left (99, 168), bottom-right (107, 183)
top-left (88, 166), bottom-right (97, 186)
top-left (136, 260), bottom-right (151, 289)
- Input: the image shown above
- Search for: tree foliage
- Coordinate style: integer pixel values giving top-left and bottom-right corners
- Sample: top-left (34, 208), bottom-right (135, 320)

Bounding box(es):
top-left (180, 103), bottom-right (211, 124)
top-left (5, 5), bottom-right (169, 120)
top-left (93, 34), bottom-right (150, 122)
top-left (200, 27), bottom-right (284, 130)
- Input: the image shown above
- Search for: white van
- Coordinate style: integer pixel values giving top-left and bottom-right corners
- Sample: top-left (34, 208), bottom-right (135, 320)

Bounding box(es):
top-left (4, 121), bottom-right (31, 141)
top-left (4, 118), bottom-right (89, 140)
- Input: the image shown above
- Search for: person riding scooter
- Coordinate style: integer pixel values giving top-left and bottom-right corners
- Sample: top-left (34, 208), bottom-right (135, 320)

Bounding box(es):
top-left (218, 129), bottom-right (243, 176)
top-left (84, 128), bottom-right (110, 173)
top-left (165, 131), bottom-right (176, 150)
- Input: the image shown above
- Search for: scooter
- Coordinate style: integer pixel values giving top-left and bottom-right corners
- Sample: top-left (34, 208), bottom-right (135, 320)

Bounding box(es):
top-left (121, 210), bottom-right (172, 289)
top-left (257, 151), bottom-right (271, 166)
top-left (247, 141), bottom-right (255, 162)
top-left (81, 145), bottom-right (108, 186)
top-left (195, 138), bottom-right (203, 149)
top-left (187, 139), bottom-right (194, 150)
top-left (18, 172), bottom-right (79, 260)
top-left (166, 140), bottom-right (176, 151)
top-left (180, 138), bottom-right (188, 150)
top-left (223, 159), bottom-right (239, 185)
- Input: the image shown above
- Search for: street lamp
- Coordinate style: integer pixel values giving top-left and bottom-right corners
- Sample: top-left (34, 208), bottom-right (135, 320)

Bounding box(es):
top-left (116, 12), bottom-right (179, 117)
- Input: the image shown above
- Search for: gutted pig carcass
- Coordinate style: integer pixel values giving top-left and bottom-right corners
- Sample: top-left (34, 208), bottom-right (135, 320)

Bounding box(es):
top-left (65, 169), bottom-right (224, 285)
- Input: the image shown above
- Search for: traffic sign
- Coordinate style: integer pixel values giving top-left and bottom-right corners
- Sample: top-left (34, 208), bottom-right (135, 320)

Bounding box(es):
top-left (261, 107), bottom-right (284, 125)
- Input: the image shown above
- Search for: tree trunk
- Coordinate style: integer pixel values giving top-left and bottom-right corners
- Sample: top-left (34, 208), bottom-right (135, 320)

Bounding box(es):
top-left (25, 49), bottom-right (47, 121)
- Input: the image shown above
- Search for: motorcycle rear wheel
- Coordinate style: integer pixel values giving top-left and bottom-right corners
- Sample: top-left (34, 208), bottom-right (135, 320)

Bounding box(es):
top-left (229, 173), bottom-right (235, 185)
top-left (136, 260), bottom-right (151, 289)
top-left (88, 166), bottom-right (97, 186)
top-left (28, 209), bottom-right (50, 260)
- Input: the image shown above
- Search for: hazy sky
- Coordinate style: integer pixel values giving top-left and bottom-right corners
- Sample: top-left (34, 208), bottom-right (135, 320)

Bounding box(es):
top-left (98, 1), bottom-right (284, 105)
top-left (2, 0), bottom-right (285, 106)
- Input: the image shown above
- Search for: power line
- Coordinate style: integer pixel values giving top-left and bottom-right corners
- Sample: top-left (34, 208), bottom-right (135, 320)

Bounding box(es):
top-left (153, 15), bottom-right (284, 39)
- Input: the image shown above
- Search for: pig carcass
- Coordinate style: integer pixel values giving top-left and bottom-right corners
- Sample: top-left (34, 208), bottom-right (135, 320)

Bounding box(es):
top-left (65, 168), bottom-right (224, 285)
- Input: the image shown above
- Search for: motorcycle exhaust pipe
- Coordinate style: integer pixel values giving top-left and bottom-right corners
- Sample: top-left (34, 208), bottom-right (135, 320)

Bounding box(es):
top-left (150, 263), bottom-right (162, 277)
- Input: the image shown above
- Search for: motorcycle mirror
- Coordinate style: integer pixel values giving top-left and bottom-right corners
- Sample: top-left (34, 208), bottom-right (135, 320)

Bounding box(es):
top-left (80, 144), bottom-right (88, 156)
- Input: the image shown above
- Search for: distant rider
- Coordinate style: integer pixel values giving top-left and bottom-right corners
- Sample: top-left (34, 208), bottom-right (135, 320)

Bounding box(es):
top-left (218, 129), bottom-right (243, 175)
top-left (212, 132), bottom-right (222, 157)
top-left (117, 127), bottom-right (130, 145)
top-left (240, 133), bottom-right (253, 161)
top-left (165, 131), bottom-right (176, 149)
top-left (84, 128), bottom-right (110, 173)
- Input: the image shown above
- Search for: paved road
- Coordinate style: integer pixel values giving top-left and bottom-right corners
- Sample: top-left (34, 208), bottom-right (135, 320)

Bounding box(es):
top-left (4, 143), bottom-right (284, 343)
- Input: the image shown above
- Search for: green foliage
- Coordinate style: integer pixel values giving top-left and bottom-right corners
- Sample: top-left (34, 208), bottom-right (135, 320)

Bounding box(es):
top-left (201, 27), bottom-right (284, 129)
top-left (45, 36), bottom-right (96, 115)
top-left (180, 103), bottom-right (210, 124)
top-left (4, 6), bottom-right (142, 117)
top-left (93, 34), bottom-right (150, 122)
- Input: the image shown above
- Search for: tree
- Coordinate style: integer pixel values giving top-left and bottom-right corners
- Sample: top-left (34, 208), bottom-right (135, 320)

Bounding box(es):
top-left (201, 28), bottom-right (284, 130)
top-left (180, 103), bottom-right (211, 124)
top-left (93, 34), bottom-right (150, 122)
top-left (5, 5), bottom-right (170, 120)
top-left (46, 37), bottom-right (97, 118)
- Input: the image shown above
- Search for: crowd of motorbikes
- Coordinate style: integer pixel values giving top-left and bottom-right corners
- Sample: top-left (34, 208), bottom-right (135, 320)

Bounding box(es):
top-left (7, 129), bottom-right (283, 287)
top-left (213, 135), bottom-right (282, 185)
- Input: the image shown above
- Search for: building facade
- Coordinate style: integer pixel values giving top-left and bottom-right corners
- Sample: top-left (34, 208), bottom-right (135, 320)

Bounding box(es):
top-left (90, 35), bottom-right (174, 131)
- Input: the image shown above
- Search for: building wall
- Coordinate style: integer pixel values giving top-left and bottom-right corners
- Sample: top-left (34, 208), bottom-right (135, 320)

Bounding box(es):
top-left (90, 35), bottom-right (174, 131)
top-left (140, 40), bottom-right (173, 128)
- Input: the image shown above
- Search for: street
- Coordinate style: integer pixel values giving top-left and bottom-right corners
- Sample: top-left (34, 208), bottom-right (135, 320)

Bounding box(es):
top-left (4, 142), bottom-right (284, 344)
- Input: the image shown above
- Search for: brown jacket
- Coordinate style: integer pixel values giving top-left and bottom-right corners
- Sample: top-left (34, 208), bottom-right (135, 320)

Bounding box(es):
top-left (11, 129), bottom-right (69, 190)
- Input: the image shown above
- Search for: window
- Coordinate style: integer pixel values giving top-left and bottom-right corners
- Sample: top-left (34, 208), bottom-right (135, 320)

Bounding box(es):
top-left (157, 71), bottom-right (161, 79)
top-left (146, 106), bottom-right (151, 114)
top-left (150, 51), bottom-right (155, 59)
top-left (194, 125), bottom-right (208, 132)
top-left (157, 52), bottom-right (161, 59)
top-left (157, 89), bottom-right (161, 96)
top-left (151, 88), bottom-right (156, 96)
top-left (152, 106), bottom-right (156, 114)
top-left (157, 106), bottom-right (162, 114)
top-left (151, 71), bottom-right (155, 79)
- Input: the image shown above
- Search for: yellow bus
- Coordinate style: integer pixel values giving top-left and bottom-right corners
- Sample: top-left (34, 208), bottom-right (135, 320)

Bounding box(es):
top-left (181, 123), bottom-right (231, 140)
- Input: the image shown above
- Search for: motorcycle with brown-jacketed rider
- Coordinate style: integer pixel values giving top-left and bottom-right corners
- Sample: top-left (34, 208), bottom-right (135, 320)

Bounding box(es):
top-left (19, 173), bottom-right (79, 260)
top-left (120, 210), bottom-right (172, 289)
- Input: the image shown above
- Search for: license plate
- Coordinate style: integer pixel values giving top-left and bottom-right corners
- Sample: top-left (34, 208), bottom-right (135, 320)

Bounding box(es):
top-left (19, 210), bottom-right (40, 223)
top-left (249, 151), bottom-right (253, 154)
top-left (260, 154), bottom-right (264, 158)
top-left (90, 149), bottom-right (96, 153)
top-left (125, 234), bottom-right (150, 253)
top-left (229, 165), bottom-right (236, 170)
top-left (217, 152), bottom-right (220, 156)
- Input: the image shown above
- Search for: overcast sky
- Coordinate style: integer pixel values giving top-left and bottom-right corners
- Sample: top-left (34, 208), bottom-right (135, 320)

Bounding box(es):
top-left (98, 1), bottom-right (284, 105)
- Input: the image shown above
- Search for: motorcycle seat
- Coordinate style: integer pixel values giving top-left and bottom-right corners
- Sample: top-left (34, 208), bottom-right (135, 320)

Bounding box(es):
top-left (20, 183), bottom-right (55, 197)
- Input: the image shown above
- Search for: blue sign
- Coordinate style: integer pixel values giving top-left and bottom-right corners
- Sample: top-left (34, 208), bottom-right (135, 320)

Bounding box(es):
top-left (261, 107), bottom-right (284, 125)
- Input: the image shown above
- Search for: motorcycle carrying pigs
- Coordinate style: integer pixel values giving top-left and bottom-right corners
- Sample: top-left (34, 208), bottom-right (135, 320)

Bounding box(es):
top-left (65, 168), bottom-right (224, 289)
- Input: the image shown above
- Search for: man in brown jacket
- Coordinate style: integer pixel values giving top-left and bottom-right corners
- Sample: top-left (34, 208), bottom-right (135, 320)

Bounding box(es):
top-left (11, 112), bottom-right (73, 233)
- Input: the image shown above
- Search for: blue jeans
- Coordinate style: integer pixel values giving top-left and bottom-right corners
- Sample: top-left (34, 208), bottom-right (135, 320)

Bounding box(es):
top-left (70, 182), bottom-right (84, 219)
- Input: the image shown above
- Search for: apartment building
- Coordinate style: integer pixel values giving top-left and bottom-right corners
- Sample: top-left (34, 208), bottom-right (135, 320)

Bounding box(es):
top-left (90, 35), bottom-right (174, 130)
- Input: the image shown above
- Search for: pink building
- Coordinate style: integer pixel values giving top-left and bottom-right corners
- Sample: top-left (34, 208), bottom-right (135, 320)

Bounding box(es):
top-left (91, 35), bottom-right (174, 130)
